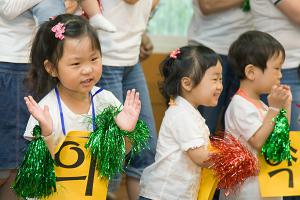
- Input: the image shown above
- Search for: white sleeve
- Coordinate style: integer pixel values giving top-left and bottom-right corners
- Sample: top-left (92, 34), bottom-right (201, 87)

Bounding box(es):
top-left (0, 0), bottom-right (43, 20)
top-left (227, 102), bottom-right (262, 141)
top-left (23, 115), bottom-right (39, 141)
top-left (268, 0), bottom-right (282, 5)
top-left (172, 112), bottom-right (209, 151)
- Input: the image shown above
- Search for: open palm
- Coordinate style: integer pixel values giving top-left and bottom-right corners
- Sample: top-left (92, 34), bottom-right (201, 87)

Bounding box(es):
top-left (24, 96), bottom-right (53, 136)
top-left (115, 89), bottom-right (141, 131)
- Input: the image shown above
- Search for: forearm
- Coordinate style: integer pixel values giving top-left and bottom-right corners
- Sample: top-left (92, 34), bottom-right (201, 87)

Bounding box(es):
top-left (275, 0), bottom-right (300, 25)
top-left (43, 133), bottom-right (56, 158)
top-left (248, 109), bottom-right (279, 150)
top-left (0, 0), bottom-right (43, 20)
top-left (197, 0), bottom-right (243, 15)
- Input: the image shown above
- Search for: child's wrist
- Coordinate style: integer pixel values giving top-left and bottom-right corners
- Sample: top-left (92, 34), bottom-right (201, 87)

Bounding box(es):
top-left (269, 106), bottom-right (280, 112)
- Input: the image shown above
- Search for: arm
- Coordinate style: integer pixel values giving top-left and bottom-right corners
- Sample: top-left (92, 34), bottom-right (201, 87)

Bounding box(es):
top-left (187, 146), bottom-right (210, 168)
top-left (115, 89), bottom-right (141, 153)
top-left (0, 0), bottom-right (43, 20)
top-left (248, 85), bottom-right (289, 150)
top-left (248, 108), bottom-right (280, 150)
top-left (274, 0), bottom-right (300, 25)
top-left (24, 96), bottom-right (55, 157)
top-left (139, 33), bottom-right (154, 62)
top-left (197, 0), bottom-right (243, 15)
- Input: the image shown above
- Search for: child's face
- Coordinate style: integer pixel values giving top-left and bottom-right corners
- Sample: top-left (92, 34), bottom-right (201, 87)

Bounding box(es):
top-left (188, 60), bottom-right (223, 107)
top-left (53, 35), bottom-right (102, 96)
top-left (256, 53), bottom-right (283, 94)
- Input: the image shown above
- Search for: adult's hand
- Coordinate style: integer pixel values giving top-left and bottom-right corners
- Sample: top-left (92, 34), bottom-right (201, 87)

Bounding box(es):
top-left (139, 33), bottom-right (154, 62)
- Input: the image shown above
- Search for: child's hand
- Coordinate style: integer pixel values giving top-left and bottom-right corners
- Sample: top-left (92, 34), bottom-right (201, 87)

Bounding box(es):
top-left (282, 84), bottom-right (293, 107)
top-left (267, 85), bottom-right (290, 109)
top-left (24, 96), bottom-right (53, 137)
top-left (115, 89), bottom-right (141, 131)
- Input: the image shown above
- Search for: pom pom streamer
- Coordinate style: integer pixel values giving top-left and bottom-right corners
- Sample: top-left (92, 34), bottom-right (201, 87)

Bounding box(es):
top-left (208, 134), bottom-right (259, 192)
top-left (241, 0), bottom-right (250, 12)
top-left (12, 125), bottom-right (56, 199)
top-left (261, 109), bottom-right (291, 162)
top-left (85, 106), bottom-right (150, 179)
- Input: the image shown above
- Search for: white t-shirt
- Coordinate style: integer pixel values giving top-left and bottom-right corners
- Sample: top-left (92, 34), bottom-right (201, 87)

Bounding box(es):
top-left (24, 87), bottom-right (121, 150)
top-left (0, 0), bottom-right (41, 63)
top-left (98, 0), bottom-right (152, 66)
top-left (140, 96), bottom-right (210, 200)
top-left (250, 0), bottom-right (300, 69)
top-left (187, 0), bottom-right (253, 55)
top-left (220, 95), bottom-right (282, 200)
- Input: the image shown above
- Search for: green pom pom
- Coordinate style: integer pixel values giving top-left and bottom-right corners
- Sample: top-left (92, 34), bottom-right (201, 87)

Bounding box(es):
top-left (12, 125), bottom-right (56, 199)
top-left (85, 106), bottom-right (150, 179)
top-left (261, 109), bottom-right (291, 162)
top-left (241, 0), bottom-right (250, 12)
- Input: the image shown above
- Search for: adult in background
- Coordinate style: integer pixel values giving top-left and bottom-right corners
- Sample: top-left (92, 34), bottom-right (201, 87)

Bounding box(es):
top-left (187, 0), bottom-right (253, 135)
top-left (96, 0), bottom-right (159, 199)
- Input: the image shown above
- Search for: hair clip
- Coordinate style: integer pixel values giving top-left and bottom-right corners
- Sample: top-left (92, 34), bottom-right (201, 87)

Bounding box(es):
top-left (170, 48), bottom-right (181, 59)
top-left (49, 16), bottom-right (56, 20)
top-left (51, 22), bottom-right (65, 40)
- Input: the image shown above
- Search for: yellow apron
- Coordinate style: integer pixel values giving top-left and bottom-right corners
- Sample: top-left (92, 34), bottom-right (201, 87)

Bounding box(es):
top-left (45, 131), bottom-right (108, 200)
top-left (259, 131), bottom-right (300, 197)
top-left (197, 168), bottom-right (218, 200)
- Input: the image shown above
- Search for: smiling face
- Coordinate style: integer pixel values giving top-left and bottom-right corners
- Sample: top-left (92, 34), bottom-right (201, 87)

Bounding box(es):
top-left (46, 35), bottom-right (102, 97)
top-left (182, 60), bottom-right (223, 108)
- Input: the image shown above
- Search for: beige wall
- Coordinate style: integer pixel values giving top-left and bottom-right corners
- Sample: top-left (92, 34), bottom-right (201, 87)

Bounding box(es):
top-left (141, 53), bottom-right (167, 131)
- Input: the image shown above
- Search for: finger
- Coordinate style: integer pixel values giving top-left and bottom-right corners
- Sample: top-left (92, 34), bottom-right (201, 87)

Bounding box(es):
top-left (28, 95), bottom-right (39, 107)
top-left (124, 90), bottom-right (131, 108)
top-left (44, 105), bottom-right (51, 116)
top-left (133, 92), bottom-right (140, 108)
top-left (135, 99), bottom-right (141, 114)
top-left (127, 89), bottom-right (135, 106)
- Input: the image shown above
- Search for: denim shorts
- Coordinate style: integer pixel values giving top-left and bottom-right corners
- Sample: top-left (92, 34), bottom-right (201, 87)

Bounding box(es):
top-left (0, 62), bottom-right (30, 169)
top-left (97, 63), bottom-right (157, 191)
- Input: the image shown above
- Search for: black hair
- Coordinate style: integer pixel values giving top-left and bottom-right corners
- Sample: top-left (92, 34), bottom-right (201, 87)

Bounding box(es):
top-left (228, 30), bottom-right (285, 80)
top-left (159, 45), bottom-right (221, 105)
top-left (25, 14), bottom-right (101, 100)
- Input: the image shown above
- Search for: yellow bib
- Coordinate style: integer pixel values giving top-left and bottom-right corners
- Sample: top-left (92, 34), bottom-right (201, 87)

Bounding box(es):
top-left (259, 131), bottom-right (300, 197)
top-left (44, 131), bottom-right (108, 200)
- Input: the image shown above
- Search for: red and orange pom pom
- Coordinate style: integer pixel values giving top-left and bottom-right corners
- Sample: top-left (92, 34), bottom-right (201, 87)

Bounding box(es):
top-left (208, 133), bottom-right (259, 193)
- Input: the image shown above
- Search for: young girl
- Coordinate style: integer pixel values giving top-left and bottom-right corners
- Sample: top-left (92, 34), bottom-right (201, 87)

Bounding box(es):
top-left (139, 45), bottom-right (223, 200)
top-left (31, 0), bottom-right (116, 32)
top-left (219, 30), bottom-right (292, 200)
top-left (22, 13), bottom-right (139, 198)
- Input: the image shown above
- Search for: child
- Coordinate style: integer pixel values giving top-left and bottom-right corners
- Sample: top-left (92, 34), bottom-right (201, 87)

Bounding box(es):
top-left (219, 30), bottom-right (292, 200)
top-left (31, 0), bottom-right (116, 31)
top-left (139, 45), bottom-right (223, 200)
top-left (22, 13), bottom-right (139, 198)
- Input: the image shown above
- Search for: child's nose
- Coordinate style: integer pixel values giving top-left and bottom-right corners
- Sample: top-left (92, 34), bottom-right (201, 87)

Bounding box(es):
top-left (81, 65), bottom-right (93, 74)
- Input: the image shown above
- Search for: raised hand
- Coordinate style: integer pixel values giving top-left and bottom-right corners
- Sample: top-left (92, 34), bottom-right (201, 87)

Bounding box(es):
top-left (24, 96), bottom-right (53, 137)
top-left (115, 89), bottom-right (141, 131)
top-left (267, 85), bottom-right (290, 109)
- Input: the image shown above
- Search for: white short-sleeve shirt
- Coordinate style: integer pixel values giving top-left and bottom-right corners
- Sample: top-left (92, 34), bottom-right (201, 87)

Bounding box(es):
top-left (140, 96), bottom-right (210, 200)
top-left (220, 94), bottom-right (282, 200)
top-left (24, 86), bottom-right (121, 149)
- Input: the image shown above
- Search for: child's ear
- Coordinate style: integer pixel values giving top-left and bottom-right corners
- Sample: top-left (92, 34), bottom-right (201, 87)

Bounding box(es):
top-left (244, 64), bottom-right (256, 81)
top-left (44, 60), bottom-right (57, 77)
top-left (181, 77), bottom-right (193, 92)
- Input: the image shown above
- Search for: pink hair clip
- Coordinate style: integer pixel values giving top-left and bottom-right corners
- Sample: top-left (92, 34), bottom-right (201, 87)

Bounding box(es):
top-left (170, 48), bottom-right (181, 59)
top-left (51, 22), bottom-right (65, 40)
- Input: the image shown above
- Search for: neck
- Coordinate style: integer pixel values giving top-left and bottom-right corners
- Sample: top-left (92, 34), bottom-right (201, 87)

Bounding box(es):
top-left (57, 84), bottom-right (91, 114)
top-left (239, 81), bottom-right (260, 101)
